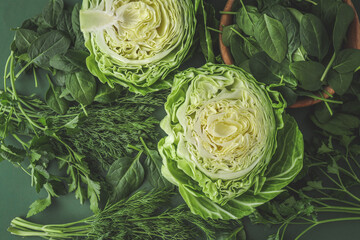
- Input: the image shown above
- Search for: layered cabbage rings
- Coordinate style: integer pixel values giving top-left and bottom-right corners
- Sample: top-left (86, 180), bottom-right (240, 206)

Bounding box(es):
top-left (80, 0), bottom-right (195, 94)
top-left (159, 64), bottom-right (304, 219)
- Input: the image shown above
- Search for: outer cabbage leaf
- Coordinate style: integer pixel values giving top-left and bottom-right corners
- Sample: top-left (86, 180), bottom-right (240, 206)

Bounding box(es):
top-left (158, 64), bottom-right (303, 219)
top-left (80, 0), bottom-right (196, 94)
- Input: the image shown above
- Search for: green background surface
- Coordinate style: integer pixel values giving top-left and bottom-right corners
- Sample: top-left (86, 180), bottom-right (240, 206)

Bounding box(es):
top-left (1, 1), bottom-right (360, 240)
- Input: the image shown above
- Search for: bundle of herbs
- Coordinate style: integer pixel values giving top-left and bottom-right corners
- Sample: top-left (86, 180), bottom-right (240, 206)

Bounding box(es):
top-left (221, 0), bottom-right (360, 105)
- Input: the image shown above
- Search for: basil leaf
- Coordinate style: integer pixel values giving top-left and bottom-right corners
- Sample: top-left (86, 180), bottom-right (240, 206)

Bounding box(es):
top-left (300, 14), bottom-right (329, 61)
top-left (45, 85), bottom-right (69, 115)
top-left (254, 14), bottom-right (287, 63)
top-left (65, 71), bottom-right (97, 106)
top-left (28, 30), bottom-right (71, 69)
top-left (333, 3), bottom-right (355, 53)
top-left (328, 70), bottom-right (353, 95)
top-left (290, 61), bottom-right (324, 91)
top-left (333, 49), bottom-right (360, 73)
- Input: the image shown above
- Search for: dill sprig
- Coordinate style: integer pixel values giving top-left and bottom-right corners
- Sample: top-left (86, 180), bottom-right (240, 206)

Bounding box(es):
top-left (9, 190), bottom-right (242, 240)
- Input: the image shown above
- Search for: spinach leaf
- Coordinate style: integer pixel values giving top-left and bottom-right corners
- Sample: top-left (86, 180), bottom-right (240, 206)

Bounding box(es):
top-left (58, 10), bottom-right (75, 42)
top-left (276, 86), bottom-right (298, 106)
top-left (291, 46), bottom-right (307, 62)
top-left (45, 84), bottom-right (69, 115)
top-left (65, 71), bottom-right (97, 106)
top-left (72, 3), bottom-right (86, 50)
top-left (250, 52), bottom-right (295, 87)
top-left (42, 0), bottom-right (64, 28)
top-left (254, 14), bottom-right (287, 63)
top-left (141, 140), bottom-right (171, 189)
top-left (50, 55), bottom-right (79, 72)
top-left (265, 5), bottom-right (300, 58)
top-left (106, 152), bottom-right (145, 203)
top-left (327, 70), bottom-right (353, 95)
top-left (312, 113), bottom-right (360, 136)
top-left (312, 0), bottom-right (342, 34)
top-left (65, 49), bottom-right (89, 70)
top-left (222, 25), bottom-right (238, 47)
top-left (14, 29), bottom-right (39, 54)
top-left (236, 5), bottom-right (261, 36)
top-left (230, 35), bottom-right (247, 66)
top-left (333, 3), bottom-right (355, 53)
top-left (300, 14), bottom-right (329, 61)
top-left (287, 7), bottom-right (303, 24)
top-left (290, 61), bottom-right (325, 91)
top-left (333, 49), bottom-right (360, 73)
top-left (94, 84), bottom-right (121, 104)
top-left (243, 38), bottom-right (261, 58)
top-left (28, 30), bottom-right (71, 69)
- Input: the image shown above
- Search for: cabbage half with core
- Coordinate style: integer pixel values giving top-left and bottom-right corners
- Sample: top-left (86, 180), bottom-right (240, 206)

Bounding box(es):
top-left (158, 63), bottom-right (304, 219)
top-left (80, 0), bottom-right (196, 94)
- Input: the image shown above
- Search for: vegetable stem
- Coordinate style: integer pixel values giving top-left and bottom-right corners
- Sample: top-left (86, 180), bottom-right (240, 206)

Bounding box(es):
top-left (320, 52), bottom-right (336, 82)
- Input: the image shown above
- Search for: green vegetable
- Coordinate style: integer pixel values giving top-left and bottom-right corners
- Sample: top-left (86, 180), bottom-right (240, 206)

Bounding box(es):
top-left (236, 5), bottom-right (261, 36)
top-left (254, 14), bottom-right (287, 63)
top-left (333, 49), bottom-right (360, 74)
top-left (300, 14), bottom-right (329, 61)
top-left (80, 0), bottom-right (196, 94)
top-left (65, 71), bottom-right (97, 106)
top-left (158, 64), bottom-right (303, 219)
top-left (289, 61), bottom-right (325, 91)
top-left (332, 3), bottom-right (354, 52)
top-left (8, 190), bottom-right (244, 240)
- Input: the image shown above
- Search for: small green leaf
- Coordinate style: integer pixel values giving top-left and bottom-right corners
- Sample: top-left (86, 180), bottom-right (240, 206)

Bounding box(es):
top-left (221, 25), bottom-right (238, 47)
top-left (42, 0), bottom-right (64, 27)
top-left (300, 14), bottom-right (329, 61)
top-left (45, 85), bottom-right (69, 115)
top-left (26, 195), bottom-right (51, 218)
top-left (28, 31), bottom-right (71, 69)
top-left (333, 49), bottom-right (360, 73)
top-left (65, 71), bottom-right (97, 106)
top-left (290, 61), bottom-right (325, 91)
top-left (14, 29), bottom-right (39, 54)
top-left (333, 4), bottom-right (355, 52)
top-left (236, 5), bottom-right (261, 36)
top-left (254, 14), bottom-right (287, 63)
top-left (106, 152), bottom-right (145, 202)
top-left (327, 70), bottom-right (353, 95)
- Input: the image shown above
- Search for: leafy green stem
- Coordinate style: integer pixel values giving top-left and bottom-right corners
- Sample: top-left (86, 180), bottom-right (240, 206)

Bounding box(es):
top-left (320, 52), bottom-right (336, 82)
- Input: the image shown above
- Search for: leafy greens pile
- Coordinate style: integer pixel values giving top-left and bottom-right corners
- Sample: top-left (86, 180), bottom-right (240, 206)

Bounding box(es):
top-left (158, 63), bottom-right (304, 219)
top-left (221, 0), bottom-right (360, 105)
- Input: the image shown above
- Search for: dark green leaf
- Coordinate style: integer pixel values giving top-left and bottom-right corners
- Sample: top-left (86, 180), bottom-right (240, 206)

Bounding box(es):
top-left (254, 14), bottom-right (287, 63)
top-left (230, 35), bottom-right (247, 66)
top-left (142, 141), bottom-right (171, 189)
top-left (65, 71), bottom-right (97, 105)
top-left (94, 84), bottom-right (121, 103)
top-left (333, 49), bottom-right (360, 73)
top-left (222, 25), bottom-right (238, 47)
top-left (72, 3), bottom-right (86, 50)
top-left (243, 38), bottom-right (261, 58)
top-left (64, 49), bottom-right (88, 70)
top-left (26, 196), bottom-right (51, 218)
top-left (276, 86), bottom-right (298, 106)
top-left (58, 10), bottom-right (75, 42)
top-left (312, 113), bottom-right (360, 136)
top-left (42, 0), bottom-right (64, 27)
top-left (290, 61), bottom-right (325, 91)
top-left (327, 70), bottom-right (353, 95)
top-left (236, 5), bottom-right (261, 36)
top-left (333, 4), bottom-right (355, 52)
top-left (14, 29), bottom-right (39, 54)
top-left (28, 31), bottom-right (71, 69)
top-left (265, 5), bottom-right (300, 57)
top-left (52, 71), bottom-right (67, 87)
top-left (50, 54), bottom-right (79, 72)
top-left (300, 14), bottom-right (329, 61)
top-left (45, 85), bottom-right (69, 114)
top-left (106, 152), bottom-right (145, 202)
top-left (0, 145), bottom-right (26, 163)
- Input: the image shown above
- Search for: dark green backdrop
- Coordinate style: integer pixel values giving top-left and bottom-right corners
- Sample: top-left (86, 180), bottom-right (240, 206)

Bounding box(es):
top-left (1, 1), bottom-right (360, 239)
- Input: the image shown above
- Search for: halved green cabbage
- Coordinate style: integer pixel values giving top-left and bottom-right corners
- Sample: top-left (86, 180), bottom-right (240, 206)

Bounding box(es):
top-left (158, 63), bottom-right (304, 219)
top-left (80, 0), bottom-right (196, 94)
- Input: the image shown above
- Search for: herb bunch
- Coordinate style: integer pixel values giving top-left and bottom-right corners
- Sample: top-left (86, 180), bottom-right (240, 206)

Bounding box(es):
top-left (8, 190), bottom-right (246, 240)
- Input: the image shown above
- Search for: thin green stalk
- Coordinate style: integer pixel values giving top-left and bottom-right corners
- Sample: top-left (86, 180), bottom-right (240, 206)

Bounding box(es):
top-left (295, 217), bottom-right (360, 240)
top-left (207, 26), bottom-right (222, 33)
top-left (3, 52), bottom-right (13, 92)
top-left (33, 68), bottom-right (38, 88)
top-left (320, 52), bottom-right (336, 82)
top-left (320, 92), bottom-right (333, 115)
top-left (9, 53), bottom-right (18, 100)
top-left (219, 11), bottom-right (237, 15)
top-left (15, 60), bottom-right (34, 79)
top-left (305, 0), bottom-right (317, 5)
top-left (12, 133), bottom-right (30, 149)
